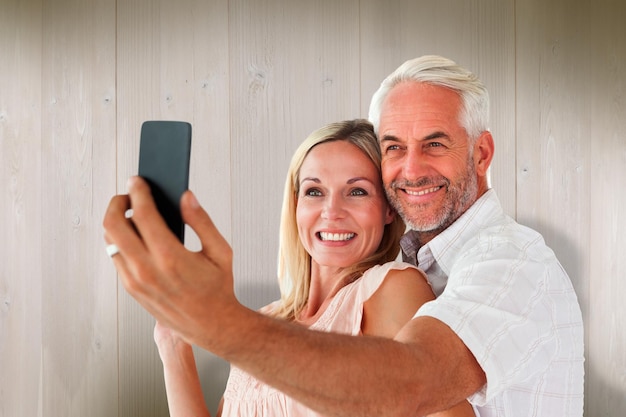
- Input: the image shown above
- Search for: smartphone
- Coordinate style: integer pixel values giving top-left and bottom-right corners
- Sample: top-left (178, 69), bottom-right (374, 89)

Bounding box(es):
top-left (138, 120), bottom-right (192, 242)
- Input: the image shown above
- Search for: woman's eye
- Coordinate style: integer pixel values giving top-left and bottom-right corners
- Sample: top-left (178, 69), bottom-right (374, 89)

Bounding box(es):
top-left (350, 188), bottom-right (367, 196)
top-left (304, 188), bottom-right (322, 197)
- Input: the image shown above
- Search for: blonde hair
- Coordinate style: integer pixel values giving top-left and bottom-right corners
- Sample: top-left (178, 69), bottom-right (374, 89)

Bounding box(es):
top-left (273, 119), bottom-right (406, 320)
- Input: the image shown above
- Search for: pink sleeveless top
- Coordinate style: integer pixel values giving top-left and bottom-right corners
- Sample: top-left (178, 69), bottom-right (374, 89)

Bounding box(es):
top-left (220, 261), bottom-right (419, 417)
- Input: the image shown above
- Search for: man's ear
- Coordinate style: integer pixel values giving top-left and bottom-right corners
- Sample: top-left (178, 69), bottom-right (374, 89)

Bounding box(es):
top-left (474, 131), bottom-right (494, 176)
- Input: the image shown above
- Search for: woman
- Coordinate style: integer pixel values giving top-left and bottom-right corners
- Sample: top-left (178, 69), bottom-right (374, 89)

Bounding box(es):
top-left (155, 120), bottom-right (474, 417)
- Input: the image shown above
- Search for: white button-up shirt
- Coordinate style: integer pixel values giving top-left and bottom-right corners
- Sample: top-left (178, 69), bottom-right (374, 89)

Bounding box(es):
top-left (403, 189), bottom-right (584, 417)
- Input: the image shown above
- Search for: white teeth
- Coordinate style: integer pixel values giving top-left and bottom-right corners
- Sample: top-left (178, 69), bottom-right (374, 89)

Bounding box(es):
top-left (406, 186), bottom-right (441, 196)
top-left (319, 232), bottom-right (355, 241)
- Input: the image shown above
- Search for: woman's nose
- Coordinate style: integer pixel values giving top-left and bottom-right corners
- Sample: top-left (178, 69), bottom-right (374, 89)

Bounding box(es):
top-left (321, 195), bottom-right (345, 220)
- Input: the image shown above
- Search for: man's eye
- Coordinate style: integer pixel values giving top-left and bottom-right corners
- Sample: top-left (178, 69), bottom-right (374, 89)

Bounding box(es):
top-left (427, 142), bottom-right (443, 147)
top-left (386, 144), bottom-right (400, 152)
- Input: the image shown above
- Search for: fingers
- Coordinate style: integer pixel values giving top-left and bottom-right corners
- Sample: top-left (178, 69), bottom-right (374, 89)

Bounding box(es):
top-left (126, 176), bottom-right (182, 256)
top-left (103, 194), bottom-right (139, 254)
top-left (103, 177), bottom-right (170, 290)
top-left (103, 193), bottom-right (131, 241)
top-left (180, 190), bottom-right (233, 268)
top-left (103, 192), bottom-right (148, 290)
top-left (104, 180), bottom-right (242, 348)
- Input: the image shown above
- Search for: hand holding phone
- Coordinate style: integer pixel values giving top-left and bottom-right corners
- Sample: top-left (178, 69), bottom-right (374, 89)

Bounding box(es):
top-left (138, 121), bottom-right (192, 242)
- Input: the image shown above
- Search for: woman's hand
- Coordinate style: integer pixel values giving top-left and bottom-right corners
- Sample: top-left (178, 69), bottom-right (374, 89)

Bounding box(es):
top-left (154, 321), bottom-right (191, 361)
top-left (153, 323), bottom-right (213, 417)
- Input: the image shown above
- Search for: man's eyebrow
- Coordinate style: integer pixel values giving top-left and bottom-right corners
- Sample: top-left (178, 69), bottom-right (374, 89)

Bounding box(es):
top-left (379, 134), bottom-right (400, 143)
top-left (380, 132), bottom-right (450, 142)
top-left (424, 131), bottom-right (450, 141)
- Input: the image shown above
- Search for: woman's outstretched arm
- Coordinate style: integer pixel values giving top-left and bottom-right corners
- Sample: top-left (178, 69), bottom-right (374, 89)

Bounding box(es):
top-left (154, 322), bottom-right (214, 417)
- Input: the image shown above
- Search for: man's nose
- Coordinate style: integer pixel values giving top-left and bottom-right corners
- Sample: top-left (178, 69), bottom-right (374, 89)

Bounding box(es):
top-left (402, 146), bottom-right (427, 181)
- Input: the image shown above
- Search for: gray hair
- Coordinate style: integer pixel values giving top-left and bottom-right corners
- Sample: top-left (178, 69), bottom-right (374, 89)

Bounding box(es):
top-left (368, 55), bottom-right (490, 141)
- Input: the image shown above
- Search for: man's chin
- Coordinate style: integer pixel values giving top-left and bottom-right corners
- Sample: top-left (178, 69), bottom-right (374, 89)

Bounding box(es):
top-left (406, 222), bottom-right (442, 233)
top-left (397, 205), bottom-right (442, 230)
top-left (402, 214), bottom-right (444, 232)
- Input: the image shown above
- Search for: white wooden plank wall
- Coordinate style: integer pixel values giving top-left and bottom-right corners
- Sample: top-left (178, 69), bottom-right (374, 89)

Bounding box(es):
top-left (1, 1), bottom-right (43, 416)
top-left (587, 1), bottom-right (626, 413)
top-left (40, 0), bottom-right (118, 414)
top-left (0, 0), bottom-right (624, 416)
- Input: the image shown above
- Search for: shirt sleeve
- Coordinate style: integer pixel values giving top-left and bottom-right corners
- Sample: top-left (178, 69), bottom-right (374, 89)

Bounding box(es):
top-left (414, 237), bottom-right (560, 404)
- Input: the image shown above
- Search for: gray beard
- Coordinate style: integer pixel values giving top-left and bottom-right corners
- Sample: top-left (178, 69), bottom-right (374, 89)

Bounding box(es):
top-left (386, 160), bottom-right (478, 233)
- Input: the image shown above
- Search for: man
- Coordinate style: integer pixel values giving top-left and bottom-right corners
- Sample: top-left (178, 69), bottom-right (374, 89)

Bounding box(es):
top-left (104, 55), bottom-right (584, 416)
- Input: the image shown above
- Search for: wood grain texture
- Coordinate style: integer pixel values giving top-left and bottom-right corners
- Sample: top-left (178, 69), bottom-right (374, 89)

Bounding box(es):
top-left (515, 2), bottom-right (594, 412)
top-left (0, 1), bottom-right (43, 416)
top-left (0, 1), bottom-right (624, 416)
top-left (587, 1), bottom-right (626, 414)
top-left (116, 0), bottom-right (231, 414)
top-left (115, 7), bottom-right (165, 412)
top-left (39, 0), bottom-right (118, 415)
top-left (228, 0), bottom-right (361, 310)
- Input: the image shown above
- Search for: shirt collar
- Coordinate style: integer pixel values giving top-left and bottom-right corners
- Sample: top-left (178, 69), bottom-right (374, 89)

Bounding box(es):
top-left (400, 189), bottom-right (503, 275)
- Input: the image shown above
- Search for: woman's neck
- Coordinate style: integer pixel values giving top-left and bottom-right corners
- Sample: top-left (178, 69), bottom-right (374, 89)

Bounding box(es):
top-left (296, 263), bottom-right (353, 325)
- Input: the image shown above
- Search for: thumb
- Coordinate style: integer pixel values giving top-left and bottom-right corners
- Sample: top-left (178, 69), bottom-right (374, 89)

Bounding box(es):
top-left (180, 191), bottom-right (233, 266)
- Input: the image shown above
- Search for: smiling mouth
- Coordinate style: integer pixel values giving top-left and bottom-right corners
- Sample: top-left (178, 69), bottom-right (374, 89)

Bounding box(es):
top-left (404, 186), bottom-right (442, 196)
top-left (318, 232), bottom-right (355, 241)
